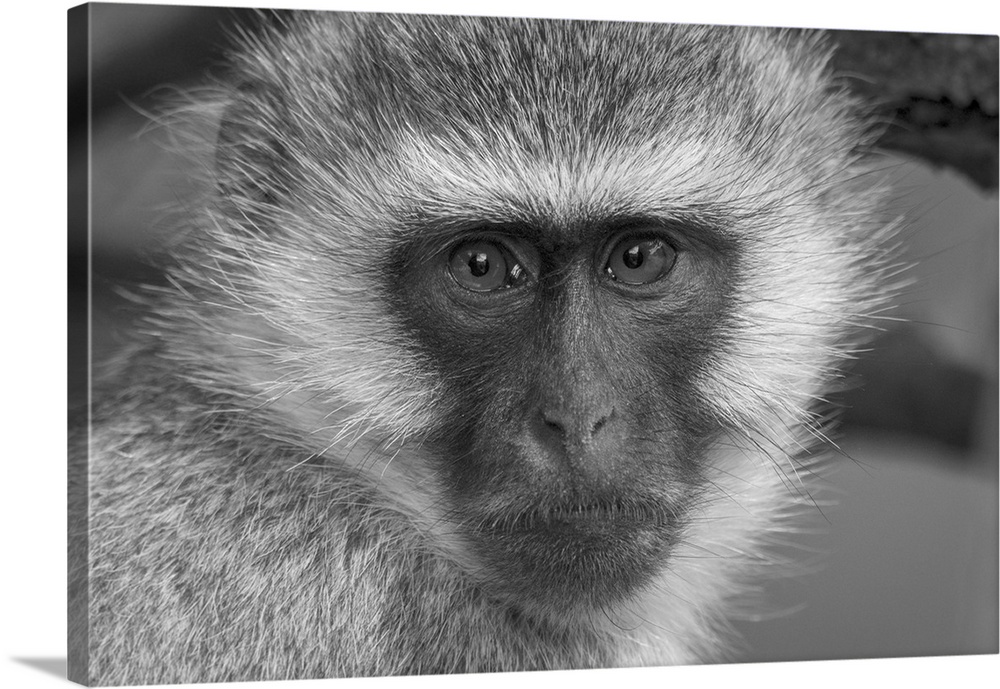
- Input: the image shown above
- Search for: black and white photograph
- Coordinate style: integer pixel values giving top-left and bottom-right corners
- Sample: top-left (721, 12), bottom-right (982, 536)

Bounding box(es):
top-left (21, 0), bottom-right (1000, 686)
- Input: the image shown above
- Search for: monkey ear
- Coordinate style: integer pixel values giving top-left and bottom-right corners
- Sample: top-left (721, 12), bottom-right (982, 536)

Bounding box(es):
top-left (214, 83), bottom-right (289, 212)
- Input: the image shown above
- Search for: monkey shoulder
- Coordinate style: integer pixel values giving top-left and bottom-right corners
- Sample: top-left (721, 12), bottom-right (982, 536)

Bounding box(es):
top-left (79, 347), bottom-right (619, 682)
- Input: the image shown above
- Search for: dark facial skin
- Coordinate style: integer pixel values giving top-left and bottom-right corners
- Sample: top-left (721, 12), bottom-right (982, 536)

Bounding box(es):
top-left (392, 214), bottom-right (739, 612)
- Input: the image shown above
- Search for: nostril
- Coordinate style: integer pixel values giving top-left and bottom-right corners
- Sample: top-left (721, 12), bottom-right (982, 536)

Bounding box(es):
top-left (538, 407), bottom-right (614, 441)
top-left (590, 413), bottom-right (609, 436)
top-left (542, 414), bottom-right (565, 435)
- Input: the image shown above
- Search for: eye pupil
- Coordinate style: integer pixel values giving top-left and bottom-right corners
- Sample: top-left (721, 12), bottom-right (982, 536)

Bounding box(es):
top-left (622, 245), bottom-right (643, 270)
top-left (469, 252), bottom-right (490, 277)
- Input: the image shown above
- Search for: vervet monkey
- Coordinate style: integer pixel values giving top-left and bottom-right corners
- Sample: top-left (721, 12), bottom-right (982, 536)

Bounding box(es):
top-left (70, 10), bottom-right (896, 686)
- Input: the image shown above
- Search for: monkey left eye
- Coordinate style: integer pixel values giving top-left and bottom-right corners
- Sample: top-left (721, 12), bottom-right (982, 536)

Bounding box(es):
top-left (605, 237), bottom-right (677, 285)
top-left (448, 240), bottom-right (526, 292)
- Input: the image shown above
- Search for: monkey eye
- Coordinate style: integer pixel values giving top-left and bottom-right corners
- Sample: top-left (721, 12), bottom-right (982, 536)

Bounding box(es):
top-left (448, 240), bottom-right (526, 292)
top-left (605, 236), bottom-right (677, 285)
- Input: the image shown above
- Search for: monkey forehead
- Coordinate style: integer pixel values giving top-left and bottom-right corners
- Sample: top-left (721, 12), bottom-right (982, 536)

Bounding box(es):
top-left (389, 134), bottom-right (747, 240)
top-left (319, 14), bottom-right (805, 141)
top-left (258, 15), bottom-right (853, 240)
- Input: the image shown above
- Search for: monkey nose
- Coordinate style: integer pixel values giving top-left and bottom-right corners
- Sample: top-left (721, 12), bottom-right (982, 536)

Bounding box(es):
top-left (529, 401), bottom-right (621, 476)
top-left (536, 403), bottom-right (615, 445)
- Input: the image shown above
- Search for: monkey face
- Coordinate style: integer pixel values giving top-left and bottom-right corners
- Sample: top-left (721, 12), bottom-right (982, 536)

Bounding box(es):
top-left (207, 14), bottom-right (889, 622)
top-left (392, 218), bottom-right (740, 611)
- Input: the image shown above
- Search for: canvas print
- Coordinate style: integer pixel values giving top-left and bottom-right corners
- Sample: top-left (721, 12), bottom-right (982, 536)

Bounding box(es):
top-left (68, 3), bottom-right (999, 686)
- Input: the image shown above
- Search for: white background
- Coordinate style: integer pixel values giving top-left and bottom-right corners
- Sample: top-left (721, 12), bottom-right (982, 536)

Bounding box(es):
top-left (3, 1), bottom-right (997, 687)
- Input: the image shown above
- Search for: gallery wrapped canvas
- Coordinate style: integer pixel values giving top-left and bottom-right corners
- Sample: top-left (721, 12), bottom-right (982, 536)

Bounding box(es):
top-left (68, 3), bottom-right (998, 686)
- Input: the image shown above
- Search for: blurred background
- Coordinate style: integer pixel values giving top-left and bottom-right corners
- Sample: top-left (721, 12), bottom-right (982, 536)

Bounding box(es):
top-left (68, 2), bottom-right (998, 665)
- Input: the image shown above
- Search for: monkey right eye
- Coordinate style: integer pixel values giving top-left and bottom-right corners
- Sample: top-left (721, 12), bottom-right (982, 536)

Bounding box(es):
top-left (448, 241), bottom-right (526, 292)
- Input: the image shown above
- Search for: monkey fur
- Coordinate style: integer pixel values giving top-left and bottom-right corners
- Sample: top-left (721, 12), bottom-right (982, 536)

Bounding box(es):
top-left (71, 11), bottom-right (897, 686)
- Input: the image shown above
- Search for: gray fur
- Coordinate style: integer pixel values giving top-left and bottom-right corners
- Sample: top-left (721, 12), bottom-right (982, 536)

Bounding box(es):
top-left (71, 12), bottom-right (896, 686)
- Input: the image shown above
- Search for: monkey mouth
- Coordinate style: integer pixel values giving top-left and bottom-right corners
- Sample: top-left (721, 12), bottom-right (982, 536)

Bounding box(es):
top-left (467, 492), bottom-right (683, 608)
top-left (522, 497), bottom-right (666, 527)
top-left (479, 494), bottom-right (678, 536)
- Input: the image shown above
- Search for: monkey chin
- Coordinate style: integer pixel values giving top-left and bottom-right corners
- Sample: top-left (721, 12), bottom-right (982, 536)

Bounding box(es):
top-left (464, 492), bottom-right (685, 617)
